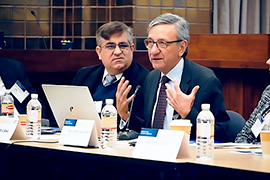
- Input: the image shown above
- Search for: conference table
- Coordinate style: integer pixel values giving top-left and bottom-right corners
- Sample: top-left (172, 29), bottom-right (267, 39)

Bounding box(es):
top-left (0, 134), bottom-right (269, 180)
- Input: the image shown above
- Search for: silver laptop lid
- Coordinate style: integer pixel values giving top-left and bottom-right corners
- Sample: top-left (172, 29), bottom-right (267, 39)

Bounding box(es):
top-left (42, 84), bottom-right (101, 137)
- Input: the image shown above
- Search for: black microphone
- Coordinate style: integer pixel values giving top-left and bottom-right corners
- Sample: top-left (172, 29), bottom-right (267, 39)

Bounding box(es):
top-left (31, 10), bottom-right (35, 16)
top-left (119, 85), bottom-right (141, 140)
top-left (31, 10), bottom-right (48, 49)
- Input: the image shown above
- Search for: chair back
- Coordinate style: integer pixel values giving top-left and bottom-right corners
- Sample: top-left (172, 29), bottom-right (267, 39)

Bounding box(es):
top-left (226, 110), bottom-right (246, 142)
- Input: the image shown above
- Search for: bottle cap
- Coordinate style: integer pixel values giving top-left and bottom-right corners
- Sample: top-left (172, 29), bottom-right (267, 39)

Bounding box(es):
top-left (31, 94), bottom-right (38, 99)
top-left (105, 99), bottom-right (114, 105)
top-left (201, 103), bottom-right (210, 110)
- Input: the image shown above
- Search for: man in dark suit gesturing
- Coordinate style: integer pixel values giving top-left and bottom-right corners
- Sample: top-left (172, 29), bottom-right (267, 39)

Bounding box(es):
top-left (73, 21), bottom-right (149, 132)
top-left (116, 13), bottom-right (229, 142)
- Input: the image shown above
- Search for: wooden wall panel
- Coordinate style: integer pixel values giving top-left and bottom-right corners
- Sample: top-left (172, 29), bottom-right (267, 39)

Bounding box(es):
top-left (214, 68), bottom-right (270, 120)
top-left (188, 34), bottom-right (270, 69)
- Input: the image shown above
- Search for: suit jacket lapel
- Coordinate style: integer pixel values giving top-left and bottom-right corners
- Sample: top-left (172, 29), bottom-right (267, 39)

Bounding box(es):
top-left (180, 58), bottom-right (191, 94)
top-left (145, 70), bottom-right (161, 127)
top-left (150, 71), bottom-right (160, 106)
top-left (85, 65), bottom-right (104, 94)
top-left (173, 58), bottom-right (192, 119)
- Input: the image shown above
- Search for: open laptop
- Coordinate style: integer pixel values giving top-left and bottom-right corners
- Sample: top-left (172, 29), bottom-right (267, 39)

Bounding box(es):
top-left (42, 84), bottom-right (101, 137)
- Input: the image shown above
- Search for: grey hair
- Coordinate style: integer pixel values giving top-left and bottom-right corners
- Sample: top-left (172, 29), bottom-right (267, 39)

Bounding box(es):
top-left (96, 21), bottom-right (133, 46)
top-left (147, 13), bottom-right (190, 42)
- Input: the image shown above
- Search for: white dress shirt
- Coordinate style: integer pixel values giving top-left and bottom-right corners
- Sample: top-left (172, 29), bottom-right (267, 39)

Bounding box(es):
top-left (151, 58), bottom-right (184, 129)
top-left (102, 69), bottom-right (122, 84)
top-left (0, 76), bottom-right (6, 96)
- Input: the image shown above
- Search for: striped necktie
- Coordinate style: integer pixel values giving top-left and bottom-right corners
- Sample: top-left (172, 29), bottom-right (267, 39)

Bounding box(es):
top-left (103, 74), bottom-right (116, 87)
top-left (153, 75), bottom-right (169, 129)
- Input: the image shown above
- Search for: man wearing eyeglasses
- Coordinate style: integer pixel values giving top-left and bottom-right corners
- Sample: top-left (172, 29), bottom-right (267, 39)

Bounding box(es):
top-left (73, 21), bottom-right (149, 132)
top-left (116, 13), bottom-right (229, 142)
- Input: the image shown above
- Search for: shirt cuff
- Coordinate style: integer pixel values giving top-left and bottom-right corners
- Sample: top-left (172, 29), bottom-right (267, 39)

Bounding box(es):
top-left (119, 119), bottom-right (127, 130)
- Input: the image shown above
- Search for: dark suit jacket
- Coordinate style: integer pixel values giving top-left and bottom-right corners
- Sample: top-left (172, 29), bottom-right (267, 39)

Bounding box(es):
top-left (0, 57), bottom-right (37, 114)
top-left (72, 60), bottom-right (149, 132)
top-left (143, 58), bottom-right (229, 142)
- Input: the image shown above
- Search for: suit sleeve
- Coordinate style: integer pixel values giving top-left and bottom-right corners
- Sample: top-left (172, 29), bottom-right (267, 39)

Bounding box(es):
top-left (72, 67), bottom-right (87, 85)
top-left (186, 76), bottom-right (229, 142)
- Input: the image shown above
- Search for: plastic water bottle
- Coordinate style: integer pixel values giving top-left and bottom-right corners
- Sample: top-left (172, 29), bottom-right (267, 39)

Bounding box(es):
top-left (0, 89), bottom-right (14, 117)
top-left (100, 99), bottom-right (117, 149)
top-left (26, 94), bottom-right (42, 140)
top-left (196, 103), bottom-right (215, 161)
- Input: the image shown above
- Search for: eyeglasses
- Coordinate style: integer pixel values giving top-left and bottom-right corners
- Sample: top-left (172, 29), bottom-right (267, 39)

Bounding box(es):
top-left (144, 39), bottom-right (183, 50)
top-left (100, 42), bottom-right (131, 51)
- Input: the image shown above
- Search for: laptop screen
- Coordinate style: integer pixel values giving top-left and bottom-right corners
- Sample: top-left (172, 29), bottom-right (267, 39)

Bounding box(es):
top-left (42, 84), bottom-right (101, 137)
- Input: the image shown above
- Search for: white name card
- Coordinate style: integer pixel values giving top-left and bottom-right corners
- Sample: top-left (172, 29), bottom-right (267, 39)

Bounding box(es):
top-left (252, 114), bottom-right (270, 137)
top-left (132, 128), bottom-right (191, 161)
top-left (59, 119), bottom-right (99, 147)
top-left (0, 116), bottom-right (26, 141)
top-left (10, 80), bottom-right (29, 103)
top-left (252, 116), bottom-right (265, 137)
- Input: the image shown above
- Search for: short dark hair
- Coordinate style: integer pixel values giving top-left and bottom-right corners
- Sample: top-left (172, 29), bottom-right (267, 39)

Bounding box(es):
top-left (96, 21), bottom-right (133, 46)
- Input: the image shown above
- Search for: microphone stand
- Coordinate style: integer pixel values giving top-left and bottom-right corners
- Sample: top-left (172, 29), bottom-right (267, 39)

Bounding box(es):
top-left (31, 11), bottom-right (48, 50)
top-left (119, 85), bottom-right (140, 140)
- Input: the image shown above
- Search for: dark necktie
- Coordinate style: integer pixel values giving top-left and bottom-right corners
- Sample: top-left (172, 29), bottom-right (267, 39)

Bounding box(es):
top-left (103, 74), bottom-right (116, 87)
top-left (153, 75), bottom-right (169, 129)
